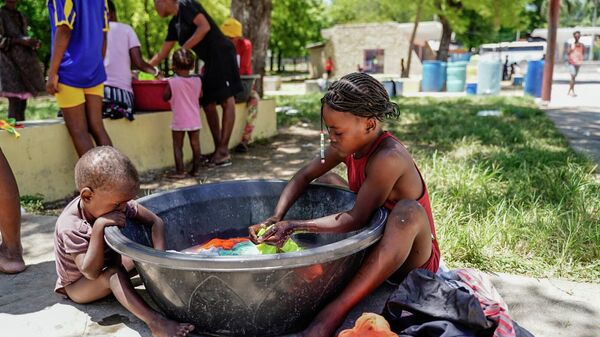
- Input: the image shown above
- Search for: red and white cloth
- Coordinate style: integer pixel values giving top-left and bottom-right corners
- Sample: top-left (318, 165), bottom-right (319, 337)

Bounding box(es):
top-left (456, 268), bottom-right (516, 337)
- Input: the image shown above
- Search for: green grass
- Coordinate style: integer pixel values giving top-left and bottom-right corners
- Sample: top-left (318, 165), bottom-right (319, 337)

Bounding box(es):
top-left (276, 94), bottom-right (600, 282)
top-left (0, 97), bottom-right (59, 121)
top-left (20, 194), bottom-right (45, 214)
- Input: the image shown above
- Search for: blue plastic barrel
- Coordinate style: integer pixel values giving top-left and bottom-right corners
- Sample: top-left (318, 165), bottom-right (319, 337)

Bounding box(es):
top-left (513, 75), bottom-right (524, 86)
top-left (394, 80), bottom-right (403, 96)
top-left (466, 83), bottom-right (477, 95)
top-left (450, 53), bottom-right (472, 62)
top-left (477, 58), bottom-right (502, 95)
top-left (422, 61), bottom-right (445, 92)
top-left (382, 80), bottom-right (395, 97)
top-left (524, 60), bottom-right (544, 97)
top-left (446, 61), bottom-right (468, 92)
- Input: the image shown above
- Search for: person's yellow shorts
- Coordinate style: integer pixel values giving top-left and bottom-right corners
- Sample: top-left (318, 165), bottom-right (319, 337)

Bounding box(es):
top-left (54, 83), bottom-right (104, 109)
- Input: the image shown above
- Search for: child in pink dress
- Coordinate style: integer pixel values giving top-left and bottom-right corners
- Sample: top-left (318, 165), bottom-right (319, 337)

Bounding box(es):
top-left (163, 48), bottom-right (203, 179)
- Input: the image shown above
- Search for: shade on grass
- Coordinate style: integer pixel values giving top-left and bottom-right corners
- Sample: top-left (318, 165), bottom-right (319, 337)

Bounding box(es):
top-left (275, 94), bottom-right (600, 282)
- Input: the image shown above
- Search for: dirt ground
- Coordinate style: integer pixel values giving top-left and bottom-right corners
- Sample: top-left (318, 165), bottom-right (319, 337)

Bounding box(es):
top-left (139, 125), bottom-right (323, 196)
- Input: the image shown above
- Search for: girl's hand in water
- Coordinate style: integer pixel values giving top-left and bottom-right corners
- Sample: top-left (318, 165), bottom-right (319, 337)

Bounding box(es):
top-left (249, 216), bottom-right (280, 243)
top-left (252, 221), bottom-right (295, 248)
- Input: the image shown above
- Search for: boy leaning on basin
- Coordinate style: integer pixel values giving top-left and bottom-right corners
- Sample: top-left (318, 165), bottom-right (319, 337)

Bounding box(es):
top-left (52, 146), bottom-right (195, 337)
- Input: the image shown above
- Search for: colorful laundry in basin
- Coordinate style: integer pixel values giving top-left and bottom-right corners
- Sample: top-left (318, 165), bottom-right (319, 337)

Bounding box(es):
top-left (175, 236), bottom-right (302, 256)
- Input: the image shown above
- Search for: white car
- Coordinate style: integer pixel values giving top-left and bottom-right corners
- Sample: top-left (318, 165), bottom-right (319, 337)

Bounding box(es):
top-left (479, 41), bottom-right (546, 72)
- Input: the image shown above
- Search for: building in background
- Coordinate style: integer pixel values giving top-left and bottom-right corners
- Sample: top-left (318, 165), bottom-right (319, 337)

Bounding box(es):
top-left (308, 21), bottom-right (443, 79)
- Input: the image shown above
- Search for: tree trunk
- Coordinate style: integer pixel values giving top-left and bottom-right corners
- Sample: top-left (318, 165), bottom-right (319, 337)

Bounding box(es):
top-left (403, 0), bottom-right (423, 78)
top-left (277, 50), bottom-right (282, 72)
top-left (142, 0), bottom-right (152, 59)
top-left (437, 15), bottom-right (452, 62)
top-left (231, 0), bottom-right (273, 96)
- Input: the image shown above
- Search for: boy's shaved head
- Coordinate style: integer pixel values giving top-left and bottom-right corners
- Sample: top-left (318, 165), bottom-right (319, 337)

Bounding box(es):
top-left (75, 146), bottom-right (139, 192)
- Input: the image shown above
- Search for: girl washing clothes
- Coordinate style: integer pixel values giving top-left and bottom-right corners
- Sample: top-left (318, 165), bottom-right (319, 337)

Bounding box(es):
top-left (249, 72), bottom-right (441, 337)
top-left (163, 48), bottom-right (203, 179)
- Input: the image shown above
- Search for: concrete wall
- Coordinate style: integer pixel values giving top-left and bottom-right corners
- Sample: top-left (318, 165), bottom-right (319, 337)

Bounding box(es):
top-left (0, 100), bottom-right (276, 202)
top-left (308, 45), bottom-right (325, 79)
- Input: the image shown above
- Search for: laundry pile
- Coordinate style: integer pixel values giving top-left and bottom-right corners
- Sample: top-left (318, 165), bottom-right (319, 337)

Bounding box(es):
top-left (173, 234), bottom-right (302, 257)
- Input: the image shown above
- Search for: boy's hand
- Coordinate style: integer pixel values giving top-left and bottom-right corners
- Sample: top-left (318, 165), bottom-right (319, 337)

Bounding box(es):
top-left (46, 73), bottom-right (59, 95)
top-left (249, 216), bottom-right (280, 244)
top-left (95, 211), bottom-right (127, 230)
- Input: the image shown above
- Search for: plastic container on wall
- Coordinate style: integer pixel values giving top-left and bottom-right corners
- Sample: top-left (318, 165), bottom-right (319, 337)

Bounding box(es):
top-left (446, 61), bottom-right (468, 92)
top-left (524, 60), bottom-right (544, 97)
top-left (476, 58), bottom-right (502, 95)
top-left (421, 61), bottom-right (445, 92)
top-left (132, 80), bottom-right (171, 111)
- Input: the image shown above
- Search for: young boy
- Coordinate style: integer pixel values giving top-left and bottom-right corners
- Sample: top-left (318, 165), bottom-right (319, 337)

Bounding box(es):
top-left (250, 73), bottom-right (440, 337)
top-left (47, 0), bottom-right (113, 157)
top-left (53, 146), bottom-right (194, 337)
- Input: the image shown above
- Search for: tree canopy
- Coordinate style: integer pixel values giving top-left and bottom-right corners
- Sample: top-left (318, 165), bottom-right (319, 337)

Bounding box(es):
top-left (269, 0), bottom-right (328, 58)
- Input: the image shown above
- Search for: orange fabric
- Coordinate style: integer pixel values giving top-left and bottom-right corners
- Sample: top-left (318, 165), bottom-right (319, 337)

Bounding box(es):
top-left (337, 313), bottom-right (396, 337)
top-left (184, 237), bottom-right (250, 252)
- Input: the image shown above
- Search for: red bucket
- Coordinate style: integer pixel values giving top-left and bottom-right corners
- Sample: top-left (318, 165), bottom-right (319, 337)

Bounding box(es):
top-left (132, 79), bottom-right (171, 111)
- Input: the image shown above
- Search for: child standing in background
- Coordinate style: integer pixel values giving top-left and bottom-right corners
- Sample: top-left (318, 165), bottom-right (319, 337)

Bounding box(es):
top-left (163, 48), bottom-right (203, 179)
top-left (47, 0), bottom-right (113, 157)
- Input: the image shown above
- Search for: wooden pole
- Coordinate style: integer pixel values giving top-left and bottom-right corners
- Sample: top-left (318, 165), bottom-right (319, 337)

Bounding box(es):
top-left (541, 0), bottom-right (560, 102)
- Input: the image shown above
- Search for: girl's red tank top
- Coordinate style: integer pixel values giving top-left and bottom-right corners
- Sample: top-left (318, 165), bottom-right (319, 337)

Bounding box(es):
top-left (343, 131), bottom-right (440, 272)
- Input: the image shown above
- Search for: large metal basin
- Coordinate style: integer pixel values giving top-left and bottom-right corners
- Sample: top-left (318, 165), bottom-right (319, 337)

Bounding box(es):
top-left (105, 180), bottom-right (386, 336)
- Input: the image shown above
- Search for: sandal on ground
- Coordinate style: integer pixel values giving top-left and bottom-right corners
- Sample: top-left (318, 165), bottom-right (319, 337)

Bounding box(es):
top-left (208, 158), bottom-right (232, 168)
top-left (166, 172), bottom-right (189, 180)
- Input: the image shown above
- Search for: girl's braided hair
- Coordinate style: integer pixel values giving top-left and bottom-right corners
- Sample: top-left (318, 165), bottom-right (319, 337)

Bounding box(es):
top-left (320, 72), bottom-right (400, 122)
top-left (172, 48), bottom-right (196, 71)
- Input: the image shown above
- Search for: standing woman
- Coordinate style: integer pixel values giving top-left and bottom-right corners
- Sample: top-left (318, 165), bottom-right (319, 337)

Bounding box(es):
top-left (0, 0), bottom-right (45, 121)
top-left (151, 0), bottom-right (243, 167)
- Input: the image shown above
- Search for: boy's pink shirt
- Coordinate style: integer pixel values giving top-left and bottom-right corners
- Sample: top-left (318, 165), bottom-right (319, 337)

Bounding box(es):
top-left (53, 196), bottom-right (138, 292)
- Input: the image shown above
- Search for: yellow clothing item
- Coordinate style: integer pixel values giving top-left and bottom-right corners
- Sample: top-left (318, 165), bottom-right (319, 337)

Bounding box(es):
top-left (54, 83), bottom-right (104, 108)
top-left (220, 17), bottom-right (242, 38)
top-left (338, 313), bottom-right (397, 337)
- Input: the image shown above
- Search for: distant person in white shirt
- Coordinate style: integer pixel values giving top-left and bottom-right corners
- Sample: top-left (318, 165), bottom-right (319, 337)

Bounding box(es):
top-left (567, 31), bottom-right (585, 97)
top-left (103, 0), bottom-right (159, 120)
